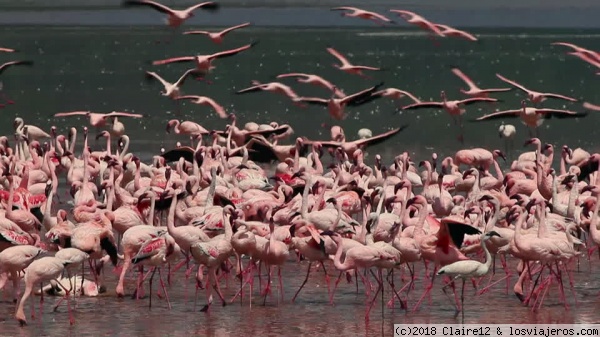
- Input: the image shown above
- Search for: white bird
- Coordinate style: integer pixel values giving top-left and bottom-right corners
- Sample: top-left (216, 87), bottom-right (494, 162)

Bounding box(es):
top-left (498, 124), bottom-right (516, 157)
top-left (358, 128), bottom-right (373, 139)
top-left (38, 275), bottom-right (99, 297)
top-left (436, 231), bottom-right (501, 319)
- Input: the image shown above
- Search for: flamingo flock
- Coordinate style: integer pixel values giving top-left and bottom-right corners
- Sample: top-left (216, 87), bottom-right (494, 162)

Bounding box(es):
top-left (0, 1), bottom-right (599, 329)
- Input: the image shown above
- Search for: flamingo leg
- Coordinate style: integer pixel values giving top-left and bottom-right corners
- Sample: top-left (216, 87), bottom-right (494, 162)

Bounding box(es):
top-left (157, 268), bottom-right (171, 310)
top-left (292, 262), bottom-right (311, 302)
top-left (53, 279), bottom-right (75, 325)
top-left (412, 265), bottom-right (437, 312)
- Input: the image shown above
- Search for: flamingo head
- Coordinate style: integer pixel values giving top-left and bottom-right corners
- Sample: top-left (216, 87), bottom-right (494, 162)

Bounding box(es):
top-left (562, 145), bottom-right (573, 159)
top-left (523, 137), bottom-right (540, 147)
top-left (492, 150), bottom-right (506, 162)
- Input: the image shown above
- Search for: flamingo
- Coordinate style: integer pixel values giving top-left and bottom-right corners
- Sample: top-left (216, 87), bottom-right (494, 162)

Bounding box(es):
top-left (473, 100), bottom-right (587, 136)
top-left (402, 91), bottom-right (497, 142)
top-left (53, 111), bottom-right (144, 128)
top-left (151, 43), bottom-right (257, 75)
top-left (276, 73), bottom-right (346, 98)
top-left (435, 24), bottom-right (477, 41)
top-left (14, 117), bottom-right (50, 141)
top-left (326, 47), bottom-right (381, 78)
top-left (389, 9), bottom-right (444, 37)
top-left (495, 73), bottom-right (578, 104)
top-left (551, 42), bottom-right (600, 63)
top-left (437, 231), bottom-right (502, 319)
top-left (371, 87), bottom-right (422, 104)
top-left (166, 119), bottom-right (209, 136)
top-left (121, 1), bottom-right (219, 28)
top-left (175, 95), bottom-right (227, 118)
top-left (330, 6), bottom-right (394, 25)
top-left (0, 245), bottom-right (44, 303)
top-left (301, 126), bottom-right (407, 158)
top-left (236, 81), bottom-right (301, 101)
top-left (183, 22), bottom-right (251, 44)
top-left (145, 69), bottom-right (196, 99)
top-left (450, 67), bottom-right (512, 98)
top-left (15, 256), bottom-right (75, 326)
top-left (296, 82), bottom-right (384, 120)
top-left (0, 47), bottom-right (16, 52)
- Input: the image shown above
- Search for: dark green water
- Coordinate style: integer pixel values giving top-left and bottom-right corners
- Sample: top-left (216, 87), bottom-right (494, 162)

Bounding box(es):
top-left (0, 24), bottom-right (600, 336)
top-left (0, 26), bottom-right (598, 162)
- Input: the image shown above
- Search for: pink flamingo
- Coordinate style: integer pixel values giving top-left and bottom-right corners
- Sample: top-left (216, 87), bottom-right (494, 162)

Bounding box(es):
top-left (53, 111), bottom-right (143, 128)
top-left (145, 69), bottom-right (196, 99)
top-left (151, 43), bottom-right (257, 75)
top-left (450, 67), bottom-right (512, 98)
top-left (496, 73), bottom-right (578, 104)
top-left (166, 119), bottom-right (209, 136)
top-left (326, 47), bottom-right (381, 78)
top-left (473, 100), bottom-right (587, 136)
top-left (276, 73), bottom-right (346, 98)
top-left (403, 91), bottom-right (497, 142)
top-left (236, 80), bottom-right (301, 101)
top-left (331, 6), bottom-right (394, 25)
top-left (296, 82), bottom-right (384, 120)
top-left (15, 256), bottom-right (74, 326)
top-left (175, 95), bottom-right (227, 118)
top-left (121, 0), bottom-right (219, 28)
top-left (435, 24), bottom-right (477, 41)
top-left (0, 245), bottom-right (44, 303)
top-left (389, 9), bottom-right (444, 37)
top-left (183, 22), bottom-right (251, 44)
top-left (551, 42), bottom-right (600, 63)
top-left (371, 87), bottom-right (422, 104)
top-left (131, 233), bottom-right (179, 309)
top-left (0, 47), bottom-right (16, 52)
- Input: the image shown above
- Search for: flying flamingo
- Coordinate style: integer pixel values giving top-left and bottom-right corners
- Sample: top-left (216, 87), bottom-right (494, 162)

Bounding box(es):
top-left (330, 6), bottom-right (394, 25)
top-left (0, 47), bottom-right (16, 52)
top-left (389, 10), bottom-right (444, 37)
top-left (151, 42), bottom-right (257, 76)
top-left (121, 1), bottom-right (219, 28)
top-left (495, 73), bottom-right (578, 105)
top-left (53, 111), bottom-right (144, 128)
top-left (371, 87), bottom-right (422, 104)
top-left (175, 95), bottom-right (227, 118)
top-left (301, 126), bottom-right (407, 158)
top-left (183, 22), bottom-right (251, 44)
top-left (296, 82), bottom-right (384, 120)
top-left (473, 100), bottom-right (587, 136)
top-left (236, 81), bottom-right (301, 102)
top-left (551, 42), bottom-right (600, 63)
top-left (450, 67), bottom-right (512, 98)
top-left (145, 69), bottom-right (196, 99)
top-left (437, 231), bottom-right (501, 319)
top-left (326, 47), bottom-right (381, 78)
top-left (402, 91), bottom-right (498, 142)
top-left (0, 60), bottom-right (34, 107)
top-left (276, 73), bottom-right (346, 98)
top-left (435, 24), bottom-right (477, 41)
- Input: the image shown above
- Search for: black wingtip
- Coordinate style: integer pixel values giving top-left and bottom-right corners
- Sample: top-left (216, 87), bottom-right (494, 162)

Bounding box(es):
top-left (100, 237), bottom-right (119, 266)
top-left (250, 40), bottom-right (259, 48)
top-left (399, 124), bottom-right (409, 132)
top-left (203, 2), bottom-right (221, 11)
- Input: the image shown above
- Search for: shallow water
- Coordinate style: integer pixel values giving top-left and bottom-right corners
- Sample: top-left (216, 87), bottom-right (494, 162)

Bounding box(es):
top-left (1, 256), bottom-right (600, 336)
